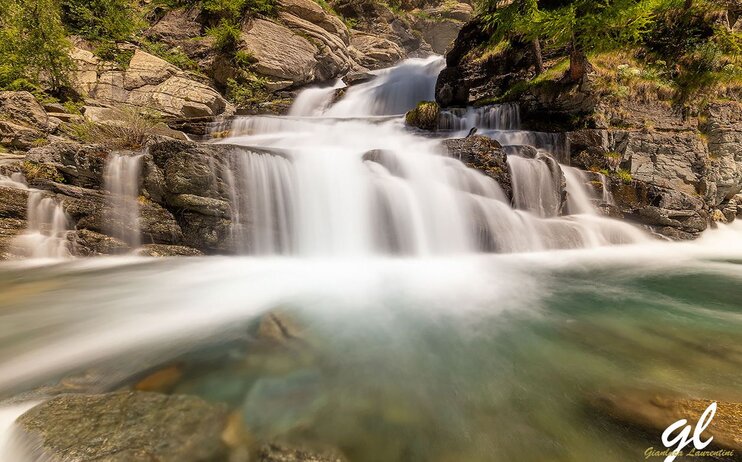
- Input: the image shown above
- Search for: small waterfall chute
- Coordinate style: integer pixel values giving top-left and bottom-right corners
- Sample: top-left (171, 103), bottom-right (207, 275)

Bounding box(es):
top-left (104, 152), bottom-right (144, 249)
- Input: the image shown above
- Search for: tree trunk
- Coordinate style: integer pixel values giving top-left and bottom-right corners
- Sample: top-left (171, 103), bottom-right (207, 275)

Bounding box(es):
top-left (531, 39), bottom-right (544, 76)
top-left (568, 46), bottom-right (591, 83)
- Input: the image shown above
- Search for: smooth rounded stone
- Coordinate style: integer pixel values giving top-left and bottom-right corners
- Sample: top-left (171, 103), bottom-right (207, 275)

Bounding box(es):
top-left (590, 390), bottom-right (742, 452)
top-left (14, 391), bottom-right (230, 462)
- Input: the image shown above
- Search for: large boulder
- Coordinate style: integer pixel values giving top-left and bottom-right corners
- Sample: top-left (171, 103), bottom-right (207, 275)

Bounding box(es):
top-left (71, 49), bottom-right (231, 118)
top-left (350, 33), bottom-right (405, 69)
top-left (242, 19), bottom-right (320, 85)
top-left (25, 141), bottom-right (110, 189)
top-left (0, 91), bottom-right (51, 131)
top-left (14, 391), bottom-right (229, 462)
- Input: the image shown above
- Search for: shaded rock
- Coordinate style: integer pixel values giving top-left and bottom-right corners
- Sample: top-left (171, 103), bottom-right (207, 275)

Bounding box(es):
top-left (0, 121), bottom-right (47, 150)
top-left (609, 178), bottom-right (708, 238)
top-left (0, 184), bottom-right (29, 219)
top-left (15, 391), bottom-right (229, 462)
top-left (590, 390), bottom-right (742, 453)
top-left (137, 244), bottom-right (204, 257)
top-left (0, 91), bottom-right (50, 131)
top-left (705, 102), bottom-right (742, 206)
top-left (74, 229), bottom-right (129, 256)
top-left (26, 141), bottom-right (110, 189)
top-left (443, 135), bottom-right (512, 199)
top-left (168, 194), bottom-right (231, 218)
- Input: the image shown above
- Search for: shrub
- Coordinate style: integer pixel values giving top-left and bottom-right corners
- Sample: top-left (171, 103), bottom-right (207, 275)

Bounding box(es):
top-left (60, 0), bottom-right (142, 41)
top-left (65, 108), bottom-right (163, 149)
top-left (207, 19), bottom-right (242, 52)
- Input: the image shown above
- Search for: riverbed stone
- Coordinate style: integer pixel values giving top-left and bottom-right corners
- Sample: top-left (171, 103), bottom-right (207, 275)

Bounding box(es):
top-left (15, 391), bottom-right (230, 462)
top-left (590, 390), bottom-right (742, 453)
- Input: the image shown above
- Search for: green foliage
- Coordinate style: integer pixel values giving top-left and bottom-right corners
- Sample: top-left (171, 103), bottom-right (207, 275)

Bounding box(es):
top-left (207, 19), bottom-right (242, 52)
top-left (225, 76), bottom-right (270, 107)
top-left (94, 42), bottom-right (135, 69)
top-left (616, 168), bottom-right (633, 184)
top-left (0, 0), bottom-right (73, 92)
top-left (141, 40), bottom-right (200, 72)
top-left (202, 0), bottom-right (276, 19)
top-left (60, 0), bottom-right (142, 41)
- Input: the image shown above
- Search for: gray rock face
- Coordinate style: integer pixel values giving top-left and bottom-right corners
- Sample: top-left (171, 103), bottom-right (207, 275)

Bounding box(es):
top-left (26, 141), bottom-right (109, 189)
top-left (14, 391), bottom-right (229, 462)
top-left (705, 102), bottom-right (742, 207)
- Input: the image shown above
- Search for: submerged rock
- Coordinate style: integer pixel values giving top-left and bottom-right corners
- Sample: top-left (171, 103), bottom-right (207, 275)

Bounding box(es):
top-left (257, 442), bottom-right (347, 462)
top-left (590, 390), bottom-right (742, 453)
top-left (15, 391), bottom-right (230, 461)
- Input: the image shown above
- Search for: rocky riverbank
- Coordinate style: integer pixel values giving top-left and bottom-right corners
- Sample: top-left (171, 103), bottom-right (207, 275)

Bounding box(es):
top-left (408, 7), bottom-right (742, 239)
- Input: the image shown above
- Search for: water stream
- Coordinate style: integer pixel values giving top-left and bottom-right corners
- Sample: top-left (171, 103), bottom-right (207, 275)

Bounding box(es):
top-left (0, 57), bottom-right (740, 462)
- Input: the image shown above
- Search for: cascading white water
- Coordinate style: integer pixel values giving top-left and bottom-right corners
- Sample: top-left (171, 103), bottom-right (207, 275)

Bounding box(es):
top-left (508, 153), bottom-right (564, 217)
top-left (1, 173), bottom-right (72, 258)
top-left (289, 79), bottom-right (346, 117)
top-left (16, 191), bottom-right (72, 258)
top-left (437, 104), bottom-right (568, 162)
top-left (104, 153), bottom-right (143, 248)
top-left (214, 57), bottom-right (647, 255)
top-left (439, 104), bottom-right (521, 131)
top-left (324, 56), bottom-right (446, 117)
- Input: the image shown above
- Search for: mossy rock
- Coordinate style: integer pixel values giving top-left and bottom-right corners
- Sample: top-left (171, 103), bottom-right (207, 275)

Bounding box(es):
top-left (405, 101), bottom-right (440, 130)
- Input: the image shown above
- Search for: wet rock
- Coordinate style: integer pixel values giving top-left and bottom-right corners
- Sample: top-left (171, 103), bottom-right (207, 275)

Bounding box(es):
top-left (609, 178), bottom-right (708, 238)
top-left (590, 390), bottom-right (742, 453)
top-left (443, 135), bottom-right (512, 199)
top-left (134, 364), bottom-right (185, 392)
top-left (257, 442), bottom-right (348, 462)
top-left (405, 101), bottom-right (440, 130)
top-left (257, 312), bottom-right (305, 345)
top-left (74, 229), bottom-right (130, 255)
top-left (15, 391), bottom-right (230, 462)
top-left (137, 244), bottom-right (204, 257)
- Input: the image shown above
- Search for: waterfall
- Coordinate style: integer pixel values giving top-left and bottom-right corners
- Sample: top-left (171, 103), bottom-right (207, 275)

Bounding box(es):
top-left (15, 191), bottom-right (72, 258)
top-left (564, 167), bottom-right (616, 215)
top-left (508, 153), bottom-right (564, 217)
top-left (289, 79), bottom-right (346, 117)
top-left (324, 56), bottom-right (446, 117)
top-left (439, 104), bottom-right (521, 131)
top-left (212, 56), bottom-right (646, 256)
top-left (104, 153), bottom-right (143, 248)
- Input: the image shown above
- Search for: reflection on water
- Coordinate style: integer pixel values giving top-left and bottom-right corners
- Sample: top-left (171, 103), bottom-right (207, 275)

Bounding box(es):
top-left (0, 224), bottom-right (741, 461)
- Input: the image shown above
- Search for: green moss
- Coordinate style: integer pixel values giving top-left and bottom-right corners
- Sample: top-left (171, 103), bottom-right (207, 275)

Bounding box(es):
top-left (22, 160), bottom-right (64, 183)
top-left (616, 169), bottom-right (632, 184)
top-left (405, 101), bottom-right (440, 130)
top-left (141, 40), bottom-right (200, 72)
